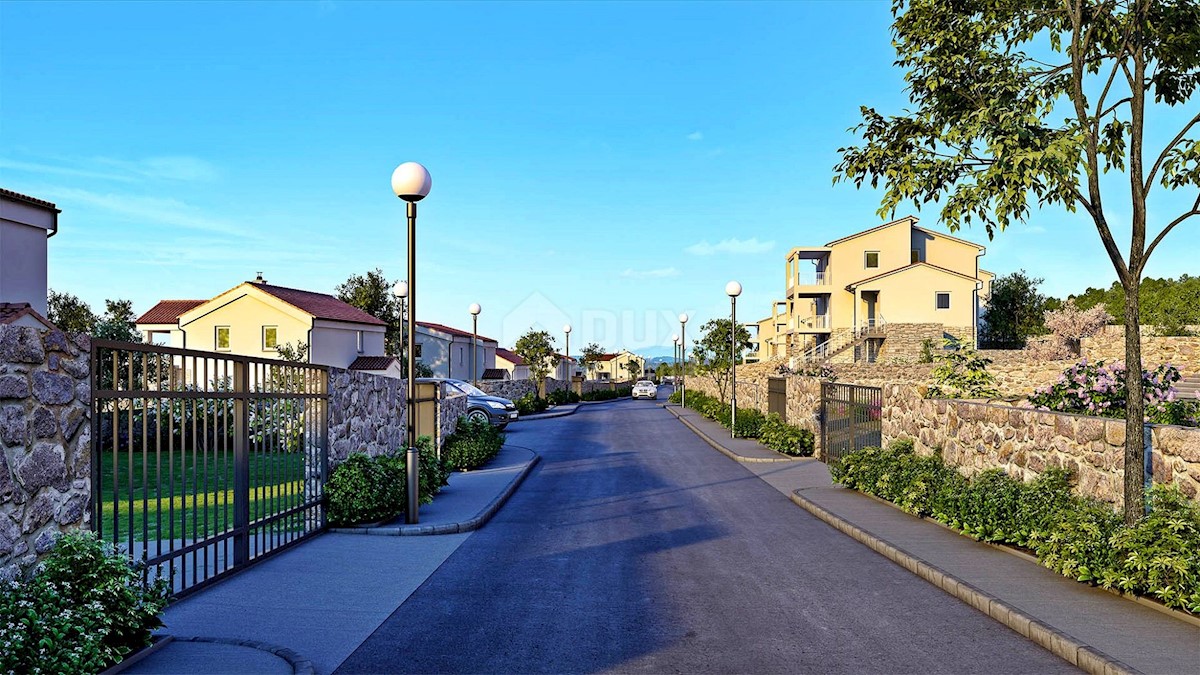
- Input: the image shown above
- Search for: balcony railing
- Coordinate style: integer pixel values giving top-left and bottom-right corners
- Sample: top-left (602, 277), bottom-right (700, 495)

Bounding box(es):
top-left (795, 315), bottom-right (830, 330)
top-left (791, 270), bottom-right (832, 287)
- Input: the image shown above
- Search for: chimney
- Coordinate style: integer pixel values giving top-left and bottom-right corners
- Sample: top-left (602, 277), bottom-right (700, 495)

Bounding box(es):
top-left (253, 272), bottom-right (267, 284)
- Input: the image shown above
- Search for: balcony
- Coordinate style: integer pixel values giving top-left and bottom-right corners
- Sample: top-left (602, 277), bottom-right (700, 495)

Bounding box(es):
top-left (788, 270), bottom-right (833, 297)
top-left (793, 314), bottom-right (831, 333)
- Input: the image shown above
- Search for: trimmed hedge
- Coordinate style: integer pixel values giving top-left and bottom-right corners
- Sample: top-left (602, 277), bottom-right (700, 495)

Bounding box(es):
top-left (443, 416), bottom-right (506, 471)
top-left (547, 389), bottom-right (581, 405)
top-left (515, 393), bottom-right (549, 415)
top-left (581, 386), bottom-right (632, 401)
top-left (669, 390), bottom-right (814, 456)
top-left (831, 440), bottom-right (1200, 614)
top-left (327, 437), bottom-right (449, 526)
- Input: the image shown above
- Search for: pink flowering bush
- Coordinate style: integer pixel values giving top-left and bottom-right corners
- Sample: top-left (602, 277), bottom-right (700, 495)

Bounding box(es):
top-left (1029, 359), bottom-right (1198, 426)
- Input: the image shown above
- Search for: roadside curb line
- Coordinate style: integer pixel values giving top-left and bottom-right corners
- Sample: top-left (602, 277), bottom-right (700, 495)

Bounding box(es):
top-left (519, 407), bottom-right (578, 421)
top-left (788, 488), bottom-right (1141, 675)
top-left (331, 448), bottom-right (541, 537)
top-left (665, 404), bottom-right (800, 464)
top-left (141, 636), bottom-right (314, 675)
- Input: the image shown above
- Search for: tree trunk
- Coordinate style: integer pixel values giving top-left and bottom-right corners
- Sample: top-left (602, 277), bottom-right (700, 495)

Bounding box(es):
top-left (1123, 281), bottom-right (1145, 525)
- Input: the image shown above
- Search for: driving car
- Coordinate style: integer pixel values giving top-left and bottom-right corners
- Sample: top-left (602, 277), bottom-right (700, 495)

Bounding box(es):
top-left (632, 380), bottom-right (658, 400)
top-left (417, 378), bottom-right (519, 428)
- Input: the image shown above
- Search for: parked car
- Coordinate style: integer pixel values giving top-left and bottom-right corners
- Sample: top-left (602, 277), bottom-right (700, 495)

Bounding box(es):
top-left (417, 378), bottom-right (518, 428)
top-left (632, 380), bottom-right (658, 400)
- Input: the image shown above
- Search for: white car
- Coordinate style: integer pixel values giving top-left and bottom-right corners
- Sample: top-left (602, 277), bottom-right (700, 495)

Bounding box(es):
top-left (632, 380), bottom-right (658, 400)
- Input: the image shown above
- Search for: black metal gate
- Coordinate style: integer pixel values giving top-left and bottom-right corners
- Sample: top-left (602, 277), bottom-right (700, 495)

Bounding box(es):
top-left (767, 377), bottom-right (787, 421)
top-left (90, 340), bottom-right (329, 597)
top-left (820, 382), bottom-right (882, 464)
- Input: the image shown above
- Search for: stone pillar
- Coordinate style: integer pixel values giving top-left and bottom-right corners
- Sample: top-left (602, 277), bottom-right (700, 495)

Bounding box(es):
top-left (0, 326), bottom-right (91, 580)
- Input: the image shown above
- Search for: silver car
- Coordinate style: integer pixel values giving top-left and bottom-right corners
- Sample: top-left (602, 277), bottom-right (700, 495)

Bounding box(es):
top-left (632, 380), bottom-right (658, 400)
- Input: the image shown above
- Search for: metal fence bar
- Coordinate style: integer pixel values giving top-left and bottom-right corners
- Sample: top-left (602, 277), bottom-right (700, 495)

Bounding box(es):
top-left (90, 339), bottom-right (328, 598)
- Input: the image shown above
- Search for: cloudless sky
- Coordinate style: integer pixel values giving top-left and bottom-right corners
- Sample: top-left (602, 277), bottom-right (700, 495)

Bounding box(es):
top-left (2, 1), bottom-right (1195, 353)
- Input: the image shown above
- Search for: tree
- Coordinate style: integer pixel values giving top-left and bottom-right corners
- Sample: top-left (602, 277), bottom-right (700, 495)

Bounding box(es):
top-left (514, 329), bottom-right (556, 396)
top-left (1069, 275), bottom-right (1200, 335)
top-left (1031, 300), bottom-right (1114, 359)
top-left (92, 299), bottom-right (142, 343)
top-left (623, 359), bottom-right (642, 381)
top-left (47, 289), bottom-right (97, 334)
top-left (335, 269), bottom-right (403, 355)
top-left (833, 0), bottom-right (1200, 524)
top-left (580, 343), bottom-right (605, 379)
top-left (690, 318), bottom-right (753, 401)
top-left (276, 340), bottom-right (310, 363)
top-left (980, 270), bottom-right (1050, 347)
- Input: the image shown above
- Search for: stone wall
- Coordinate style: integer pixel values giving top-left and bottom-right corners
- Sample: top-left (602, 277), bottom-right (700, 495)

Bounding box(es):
top-left (438, 393), bottom-right (466, 446)
top-left (478, 379), bottom-right (536, 401)
top-left (880, 386), bottom-right (1200, 505)
top-left (878, 323), bottom-right (943, 363)
top-left (1082, 326), bottom-right (1200, 374)
top-left (0, 327), bottom-right (91, 580)
top-left (478, 378), bottom-right (570, 400)
top-left (327, 368), bottom-right (406, 465)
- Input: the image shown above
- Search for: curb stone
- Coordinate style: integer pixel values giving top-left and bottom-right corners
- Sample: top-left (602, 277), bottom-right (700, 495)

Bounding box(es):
top-left (175, 636), bottom-right (314, 675)
top-left (788, 488), bottom-right (1142, 675)
top-left (329, 448), bottom-right (541, 536)
top-left (665, 404), bottom-right (801, 464)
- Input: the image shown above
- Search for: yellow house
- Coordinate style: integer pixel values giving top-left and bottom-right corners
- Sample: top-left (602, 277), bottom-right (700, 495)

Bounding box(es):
top-left (136, 277), bottom-right (388, 370)
top-left (590, 350), bottom-right (646, 381)
top-left (752, 215), bottom-right (993, 363)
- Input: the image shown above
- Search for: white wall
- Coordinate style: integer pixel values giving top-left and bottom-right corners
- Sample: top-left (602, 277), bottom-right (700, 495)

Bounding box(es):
top-left (0, 219), bottom-right (49, 316)
top-left (310, 319), bottom-right (386, 369)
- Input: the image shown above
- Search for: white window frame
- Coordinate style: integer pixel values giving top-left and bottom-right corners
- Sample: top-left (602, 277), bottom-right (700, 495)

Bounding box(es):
top-left (935, 292), bottom-right (951, 310)
top-left (215, 326), bottom-right (231, 351)
top-left (864, 251), bottom-right (880, 269)
top-left (262, 325), bottom-right (278, 351)
top-left (356, 330), bottom-right (364, 354)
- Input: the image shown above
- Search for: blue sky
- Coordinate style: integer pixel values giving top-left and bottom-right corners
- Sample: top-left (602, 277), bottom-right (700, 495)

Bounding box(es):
top-left (1, 1), bottom-right (1195, 353)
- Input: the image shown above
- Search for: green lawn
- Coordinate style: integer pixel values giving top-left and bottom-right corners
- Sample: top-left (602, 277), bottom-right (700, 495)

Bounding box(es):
top-left (97, 449), bottom-right (314, 543)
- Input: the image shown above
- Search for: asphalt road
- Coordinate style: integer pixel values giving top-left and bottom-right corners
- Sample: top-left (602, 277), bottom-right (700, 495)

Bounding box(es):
top-left (336, 395), bottom-right (1075, 674)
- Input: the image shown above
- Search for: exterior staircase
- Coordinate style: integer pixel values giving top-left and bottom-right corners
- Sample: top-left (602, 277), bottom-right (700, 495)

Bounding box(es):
top-left (1176, 374), bottom-right (1200, 400)
top-left (800, 320), bottom-right (887, 364)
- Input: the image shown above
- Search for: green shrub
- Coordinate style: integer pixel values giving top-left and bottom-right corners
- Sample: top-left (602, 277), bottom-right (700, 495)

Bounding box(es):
top-left (327, 453), bottom-right (405, 526)
top-left (1101, 485), bottom-right (1200, 613)
top-left (547, 389), bottom-right (580, 405)
top-left (514, 393), bottom-right (549, 415)
top-left (0, 532), bottom-right (170, 674)
top-left (581, 388), bottom-right (622, 401)
top-left (443, 416), bottom-right (505, 471)
top-left (758, 413), bottom-right (815, 456)
top-left (833, 445), bottom-right (1200, 615)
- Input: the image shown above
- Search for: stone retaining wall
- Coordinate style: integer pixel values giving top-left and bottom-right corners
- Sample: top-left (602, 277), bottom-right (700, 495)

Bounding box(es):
top-left (0, 326), bottom-right (91, 580)
top-left (880, 386), bottom-right (1200, 505)
top-left (679, 356), bottom-right (1200, 505)
top-left (1082, 326), bottom-right (1200, 374)
top-left (478, 379), bottom-right (536, 401)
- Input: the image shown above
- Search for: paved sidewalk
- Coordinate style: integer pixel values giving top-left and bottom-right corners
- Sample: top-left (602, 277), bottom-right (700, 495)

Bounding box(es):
top-left (666, 405), bottom-right (799, 462)
top-left (671, 406), bottom-right (1200, 675)
top-left (124, 444), bottom-right (539, 674)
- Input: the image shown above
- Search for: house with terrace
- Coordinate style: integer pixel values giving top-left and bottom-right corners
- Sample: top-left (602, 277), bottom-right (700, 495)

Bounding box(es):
top-left (749, 215), bottom-right (994, 364)
top-left (136, 276), bottom-right (388, 370)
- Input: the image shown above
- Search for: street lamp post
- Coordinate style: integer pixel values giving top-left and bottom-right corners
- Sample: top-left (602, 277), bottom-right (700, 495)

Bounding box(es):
top-left (726, 281), bottom-right (743, 439)
top-left (563, 324), bottom-right (572, 380)
top-left (672, 335), bottom-right (679, 386)
top-left (393, 281), bottom-right (408, 364)
top-left (469, 303), bottom-right (481, 386)
top-left (679, 313), bottom-right (689, 408)
top-left (392, 161), bottom-right (432, 525)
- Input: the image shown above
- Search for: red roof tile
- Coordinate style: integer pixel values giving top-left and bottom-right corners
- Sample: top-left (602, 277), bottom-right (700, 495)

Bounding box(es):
top-left (251, 283), bottom-right (387, 326)
top-left (417, 321), bottom-right (497, 342)
top-left (348, 356), bottom-right (399, 371)
top-left (495, 347), bottom-right (525, 365)
top-left (136, 299), bottom-right (206, 325)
